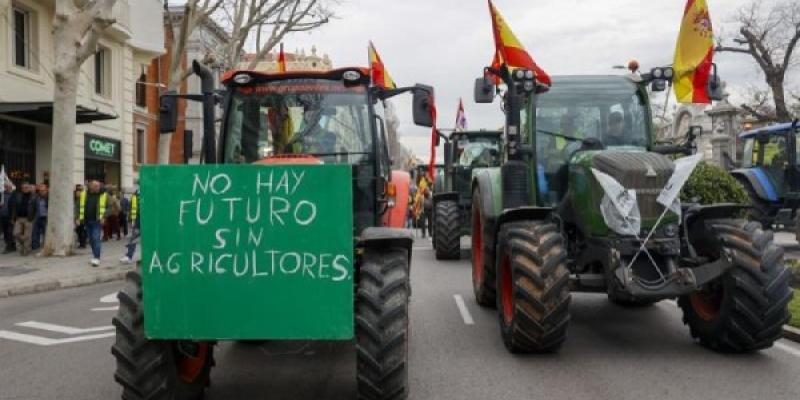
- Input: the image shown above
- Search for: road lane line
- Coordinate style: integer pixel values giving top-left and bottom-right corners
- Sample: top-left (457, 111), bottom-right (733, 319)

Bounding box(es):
top-left (453, 295), bottom-right (475, 325)
top-left (16, 321), bottom-right (114, 335)
top-left (0, 330), bottom-right (115, 346)
top-left (91, 306), bottom-right (120, 311)
top-left (775, 341), bottom-right (800, 358)
top-left (100, 293), bottom-right (119, 303)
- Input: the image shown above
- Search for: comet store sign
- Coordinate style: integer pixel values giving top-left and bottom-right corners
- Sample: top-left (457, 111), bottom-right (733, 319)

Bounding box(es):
top-left (139, 165), bottom-right (354, 340)
top-left (84, 134), bottom-right (120, 161)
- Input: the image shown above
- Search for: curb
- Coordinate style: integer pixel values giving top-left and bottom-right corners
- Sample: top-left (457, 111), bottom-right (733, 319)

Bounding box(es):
top-left (784, 325), bottom-right (800, 343)
top-left (0, 267), bottom-right (132, 299)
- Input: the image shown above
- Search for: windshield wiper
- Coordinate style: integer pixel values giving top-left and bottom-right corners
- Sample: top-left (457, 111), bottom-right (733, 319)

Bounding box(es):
top-left (536, 129), bottom-right (582, 142)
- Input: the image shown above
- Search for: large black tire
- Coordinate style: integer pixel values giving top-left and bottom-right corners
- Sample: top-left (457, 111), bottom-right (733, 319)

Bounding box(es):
top-left (434, 200), bottom-right (461, 260)
top-left (112, 270), bottom-right (214, 400)
top-left (678, 220), bottom-right (793, 352)
top-left (471, 189), bottom-right (496, 307)
top-left (742, 182), bottom-right (772, 228)
top-left (495, 221), bottom-right (571, 353)
top-left (356, 248), bottom-right (410, 400)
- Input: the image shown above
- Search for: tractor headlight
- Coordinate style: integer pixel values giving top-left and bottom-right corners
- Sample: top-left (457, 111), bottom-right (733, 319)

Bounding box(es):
top-left (651, 68), bottom-right (664, 79)
top-left (343, 70), bottom-right (362, 82)
top-left (663, 223), bottom-right (678, 237)
top-left (233, 74), bottom-right (252, 84)
top-left (514, 69), bottom-right (526, 80)
top-left (663, 67), bottom-right (674, 79)
top-left (524, 70), bottom-right (534, 79)
top-left (523, 80), bottom-right (535, 92)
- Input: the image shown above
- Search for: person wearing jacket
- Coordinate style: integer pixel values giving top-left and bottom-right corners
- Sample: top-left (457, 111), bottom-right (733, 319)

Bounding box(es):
top-left (0, 182), bottom-right (15, 253)
top-left (31, 184), bottom-right (48, 252)
top-left (76, 180), bottom-right (109, 266)
top-left (11, 182), bottom-right (35, 256)
top-left (120, 189), bottom-right (140, 264)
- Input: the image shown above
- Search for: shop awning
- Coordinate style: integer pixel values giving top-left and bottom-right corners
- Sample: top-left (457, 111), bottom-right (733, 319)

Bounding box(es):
top-left (0, 102), bottom-right (118, 124)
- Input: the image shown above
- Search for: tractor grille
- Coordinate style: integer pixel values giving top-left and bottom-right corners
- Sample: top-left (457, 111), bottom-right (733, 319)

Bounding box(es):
top-left (593, 152), bottom-right (675, 219)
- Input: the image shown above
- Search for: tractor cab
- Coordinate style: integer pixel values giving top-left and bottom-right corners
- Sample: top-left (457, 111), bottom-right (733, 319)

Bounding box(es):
top-left (733, 120), bottom-right (800, 229)
top-left (217, 67), bottom-right (433, 233)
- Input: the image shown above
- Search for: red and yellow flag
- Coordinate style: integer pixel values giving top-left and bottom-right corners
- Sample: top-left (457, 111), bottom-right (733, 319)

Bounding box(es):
top-left (277, 43), bottom-right (287, 73)
top-left (673, 0), bottom-right (714, 104)
top-left (368, 41), bottom-right (397, 89)
top-left (488, 0), bottom-right (551, 86)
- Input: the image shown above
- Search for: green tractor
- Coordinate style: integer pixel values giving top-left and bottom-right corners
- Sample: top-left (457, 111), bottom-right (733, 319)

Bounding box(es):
top-left (470, 67), bottom-right (793, 354)
top-left (111, 61), bottom-right (435, 399)
top-left (432, 129), bottom-right (502, 259)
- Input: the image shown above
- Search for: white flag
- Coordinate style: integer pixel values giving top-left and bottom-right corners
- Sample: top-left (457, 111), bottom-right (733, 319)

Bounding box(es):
top-left (656, 153), bottom-right (703, 216)
top-left (591, 168), bottom-right (641, 235)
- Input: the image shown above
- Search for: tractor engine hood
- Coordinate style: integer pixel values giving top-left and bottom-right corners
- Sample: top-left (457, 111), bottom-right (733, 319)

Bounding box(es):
top-left (569, 150), bottom-right (676, 235)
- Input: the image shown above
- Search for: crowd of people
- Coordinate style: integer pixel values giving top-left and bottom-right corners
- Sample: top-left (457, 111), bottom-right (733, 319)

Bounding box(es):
top-left (0, 179), bottom-right (140, 267)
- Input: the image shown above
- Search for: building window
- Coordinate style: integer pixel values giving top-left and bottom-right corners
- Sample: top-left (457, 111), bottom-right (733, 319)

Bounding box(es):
top-left (11, 5), bottom-right (33, 69)
top-left (94, 46), bottom-right (112, 97)
top-left (135, 72), bottom-right (147, 108)
top-left (136, 127), bottom-right (146, 165)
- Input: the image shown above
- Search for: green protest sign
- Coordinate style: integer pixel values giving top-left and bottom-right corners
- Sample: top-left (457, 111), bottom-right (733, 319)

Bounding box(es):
top-left (139, 164), bottom-right (353, 340)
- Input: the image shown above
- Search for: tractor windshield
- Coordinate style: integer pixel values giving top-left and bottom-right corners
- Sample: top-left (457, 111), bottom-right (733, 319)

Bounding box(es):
top-left (223, 79), bottom-right (372, 164)
top-left (455, 135), bottom-right (501, 168)
top-left (534, 77), bottom-right (649, 149)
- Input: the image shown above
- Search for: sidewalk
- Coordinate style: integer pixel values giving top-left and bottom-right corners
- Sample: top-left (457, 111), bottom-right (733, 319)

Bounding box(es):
top-left (0, 239), bottom-right (135, 298)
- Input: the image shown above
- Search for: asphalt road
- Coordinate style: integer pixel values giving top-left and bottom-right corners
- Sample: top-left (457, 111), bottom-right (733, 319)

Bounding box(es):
top-left (1, 238), bottom-right (800, 400)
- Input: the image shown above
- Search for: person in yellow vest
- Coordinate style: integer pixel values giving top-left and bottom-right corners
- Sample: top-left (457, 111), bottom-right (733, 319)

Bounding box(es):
top-left (76, 180), bottom-right (108, 267)
top-left (120, 189), bottom-right (140, 264)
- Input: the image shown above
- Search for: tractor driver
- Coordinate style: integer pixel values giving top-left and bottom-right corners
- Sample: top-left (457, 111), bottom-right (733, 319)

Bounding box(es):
top-left (287, 105), bottom-right (338, 154)
top-left (605, 111), bottom-right (626, 146)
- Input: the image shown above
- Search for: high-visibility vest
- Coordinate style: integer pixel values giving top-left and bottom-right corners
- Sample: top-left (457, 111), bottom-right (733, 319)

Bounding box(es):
top-left (130, 195), bottom-right (138, 221)
top-left (79, 191), bottom-right (107, 222)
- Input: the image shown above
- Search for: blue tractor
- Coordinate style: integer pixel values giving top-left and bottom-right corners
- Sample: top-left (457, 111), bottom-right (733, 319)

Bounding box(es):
top-left (732, 120), bottom-right (800, 236)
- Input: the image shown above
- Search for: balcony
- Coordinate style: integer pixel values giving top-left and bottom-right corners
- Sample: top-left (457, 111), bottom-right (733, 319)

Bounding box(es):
top-left (105, 0), bottom-right (132, 41)
top-left (127, 0), bottom-right (166, 56)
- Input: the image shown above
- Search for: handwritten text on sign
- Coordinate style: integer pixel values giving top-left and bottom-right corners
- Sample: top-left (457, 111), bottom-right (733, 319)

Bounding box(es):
top-left (141, 165), bottom-right (354, 340)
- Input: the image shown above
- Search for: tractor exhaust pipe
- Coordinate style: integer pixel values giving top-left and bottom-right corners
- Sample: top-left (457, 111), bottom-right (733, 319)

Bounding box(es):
top-left (192, 60), bottom-right (217, 164)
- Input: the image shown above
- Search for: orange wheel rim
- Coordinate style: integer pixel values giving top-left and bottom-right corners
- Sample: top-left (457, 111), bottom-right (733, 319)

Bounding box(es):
top-left (472, 208), bottom-right (483, 286)
top-left (690, 290), bottom-right (723, 321)
top-left (178, 343), bottom-right (209, 383)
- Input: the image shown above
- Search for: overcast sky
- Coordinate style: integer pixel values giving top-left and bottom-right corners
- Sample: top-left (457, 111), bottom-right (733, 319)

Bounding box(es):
top-left (257, 0), bottom-right (796, 159)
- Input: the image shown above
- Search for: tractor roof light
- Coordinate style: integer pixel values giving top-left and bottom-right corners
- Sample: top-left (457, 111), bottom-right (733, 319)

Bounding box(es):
top-left (343, 70), bottom-right (362, 82)
top-left (651, 68), bottom-right (664, 79)
top-left (233, 73), bottom-right (252, 84)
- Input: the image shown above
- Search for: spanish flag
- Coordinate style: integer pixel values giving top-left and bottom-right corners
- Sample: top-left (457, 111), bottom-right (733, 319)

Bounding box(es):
top-left (672, 0), bottom-right (714, 104)
top-left (368, 41), bottom-right (397, 89)
top-left (488, 1), bottom-right (551, 86)
top-left (277, 43), bottom-right (287, 73)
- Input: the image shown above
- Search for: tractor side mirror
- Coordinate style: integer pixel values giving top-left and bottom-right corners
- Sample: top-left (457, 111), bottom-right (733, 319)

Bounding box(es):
top-left (688, 125), bottom-right (703, 138)
top-left (159, 91), bottom-right (178, 133)
top-left (412, 84), bottom-right (435, 127)
top-left (183, 129), bottom-right (193, 164)
top-left (474, 77), bottom-right (495, 104)
top-left (707, 74), bottom-right (724, 101)
top-left (443, 141), bottom-right (453, 169)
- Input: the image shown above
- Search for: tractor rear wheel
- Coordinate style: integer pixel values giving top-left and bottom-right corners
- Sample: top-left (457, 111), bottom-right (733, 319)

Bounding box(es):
top-left (112, 270), bottom-right (214, 400)
top-left (678, 220), bottom-right (793, 352)
top-left (434, 200), bottom-right (461, 260)
top-left (471, 189), bottom-right (496, 307)
top-left (742, 182), bottom-right (772, 228)
top-left (356, 247), bottom-right (410, 400)
top-left (496, 221), bottom-right (571, 353)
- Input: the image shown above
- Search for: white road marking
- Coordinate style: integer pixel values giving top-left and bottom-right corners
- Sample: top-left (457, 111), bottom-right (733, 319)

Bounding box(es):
top-left (0, 330), bottom-right (114, 346)
top-left (15, 321), bottom-right (114, 335)
top-left (775, 341), bottom-right (800, 358)
top-left (453, 295), bottom-right (475, 325)
top-left (91, 306), bottom-right (120, 311)
top-left (100, 293), bottom-right (119, 303)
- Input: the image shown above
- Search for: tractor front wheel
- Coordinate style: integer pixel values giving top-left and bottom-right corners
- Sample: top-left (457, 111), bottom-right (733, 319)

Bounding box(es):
top-left (434, 200), bottom-right (461, 260)
top-left (679, 220), bottom-right (793, 352)
top-left (496, 221), bottom-right (571, 353)
top-left (356, 247), bottom-right (410, 400)
top-left (112, 270), bottom-right (214, 400)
